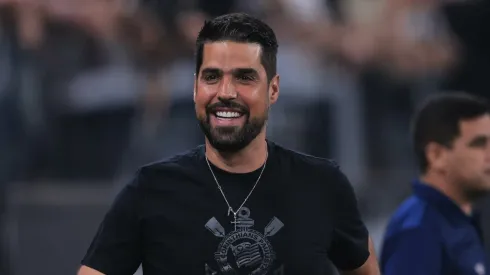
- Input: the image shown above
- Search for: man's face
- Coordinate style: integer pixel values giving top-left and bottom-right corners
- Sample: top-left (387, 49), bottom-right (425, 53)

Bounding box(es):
top-left (444, 114), bottom-right (490, 197)
top-left (194, 41), bottom-right (279, 152)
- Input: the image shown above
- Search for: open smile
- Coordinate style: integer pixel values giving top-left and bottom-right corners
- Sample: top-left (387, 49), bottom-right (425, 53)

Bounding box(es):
top-left (209, 108), bottom-right (247, 126)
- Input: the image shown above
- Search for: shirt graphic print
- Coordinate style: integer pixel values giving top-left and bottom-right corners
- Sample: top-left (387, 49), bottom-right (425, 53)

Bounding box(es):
top-left (204, 207), bottom-right (284, 274)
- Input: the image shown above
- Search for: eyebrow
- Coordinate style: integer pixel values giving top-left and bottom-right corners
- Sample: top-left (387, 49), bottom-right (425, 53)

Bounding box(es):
top-left (233, 68), bottom-right (259, 76)
top-left (201, 68), bottom-right (222, 76)
top-left (200, 67), bottom-right (259, 76)
top-left (468, 135), bottom-right (489, 147)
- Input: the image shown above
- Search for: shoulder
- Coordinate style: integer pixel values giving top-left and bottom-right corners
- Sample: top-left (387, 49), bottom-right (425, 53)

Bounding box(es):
top-left (380, 196), bottom-right (444, 268)
top-left (383, 196), bottom-right (442, 242)
top-left (271, 141), bottom-right (341, 175)
top-left (130, 145), bottom-right (205, 189)
top-left (380, 197), bottom-right (446, 270)
top-left (270, 142), bottom-right (349, 191)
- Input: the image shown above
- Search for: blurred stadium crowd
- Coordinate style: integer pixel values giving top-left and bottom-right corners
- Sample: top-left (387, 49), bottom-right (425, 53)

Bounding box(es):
top-left (0, 0), bottom-right (489, 274)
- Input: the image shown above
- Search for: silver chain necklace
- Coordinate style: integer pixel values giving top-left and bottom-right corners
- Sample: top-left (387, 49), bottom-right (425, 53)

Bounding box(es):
top-left (205, 153), bottom-right (268, 231)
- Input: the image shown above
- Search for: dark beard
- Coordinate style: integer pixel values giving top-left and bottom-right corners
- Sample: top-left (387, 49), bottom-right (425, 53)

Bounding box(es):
top-left (198, 114), bottom-right (266, 153)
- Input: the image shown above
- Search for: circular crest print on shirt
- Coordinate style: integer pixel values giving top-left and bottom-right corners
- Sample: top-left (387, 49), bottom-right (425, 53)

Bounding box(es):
top-left (205, 207), bottom-right (284, 274)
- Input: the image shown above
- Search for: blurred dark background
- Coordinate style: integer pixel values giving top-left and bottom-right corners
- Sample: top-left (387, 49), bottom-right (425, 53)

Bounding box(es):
top-left (0, 0), bottom-right (489, 274)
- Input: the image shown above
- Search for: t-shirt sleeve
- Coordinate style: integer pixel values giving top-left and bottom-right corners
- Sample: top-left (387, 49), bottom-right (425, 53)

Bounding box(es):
top-left (381, 228), bottom-right (442, 275)
top-left (327, 166), bottom-right (370, 270)
top-left (81, 174), bottom-right (143, 274)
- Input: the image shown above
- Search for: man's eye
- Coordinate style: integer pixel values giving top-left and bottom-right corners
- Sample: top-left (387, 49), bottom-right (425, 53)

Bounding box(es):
top-left (205, 75), bottom-right (217, 80)
top-left (204, 75), bottom-right (219, 82)
top-left (470, 138), bottom-right (488, 148)
top-left (237, 75), bottom-right (254, 81)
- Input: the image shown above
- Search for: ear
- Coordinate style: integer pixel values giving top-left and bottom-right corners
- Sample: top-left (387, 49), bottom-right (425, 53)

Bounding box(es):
top-left (426, 142), bottom-right (449, 171)
top-left (193, 73), bottom-right (197, 103)
top-left (268, 74), bottom-right (280, 104)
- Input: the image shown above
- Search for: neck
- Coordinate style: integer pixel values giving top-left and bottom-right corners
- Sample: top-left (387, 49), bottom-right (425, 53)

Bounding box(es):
top-left (205, 133), bottom-right (268, 173)
top-left (421, 172), bottom-right (473, 215)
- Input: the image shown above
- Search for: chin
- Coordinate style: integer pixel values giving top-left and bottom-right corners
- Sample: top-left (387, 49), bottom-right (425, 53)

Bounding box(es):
top-left (209, 139), bottom-right (250, 153)
top-left (199, 114), bottom-right (265, 152)
top-left (211, 124), bottom-right (245, 131)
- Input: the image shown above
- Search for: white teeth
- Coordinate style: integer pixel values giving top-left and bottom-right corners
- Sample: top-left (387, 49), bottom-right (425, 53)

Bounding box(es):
top-left (216, 111), bottom-right (241, 118)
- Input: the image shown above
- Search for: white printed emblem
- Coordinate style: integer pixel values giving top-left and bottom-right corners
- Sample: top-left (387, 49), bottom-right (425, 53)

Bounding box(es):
top-left (205, 207), bottom-right (284, 275)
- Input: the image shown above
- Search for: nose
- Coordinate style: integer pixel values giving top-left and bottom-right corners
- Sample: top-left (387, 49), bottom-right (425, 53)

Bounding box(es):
top-left (216, 75), bottom-right (237, 100)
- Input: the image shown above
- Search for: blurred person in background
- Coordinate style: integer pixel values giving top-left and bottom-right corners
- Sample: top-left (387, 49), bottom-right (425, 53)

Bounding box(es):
top-left (43, 0), bottom-right (172, 180)
top-left (439, 0), bottom-right (490, 99)
top-left (0, 1), bottom-right (33, 274)
top-left (376, 0), bottom-right (490, 100)
top-left (0, 1), bottom-right (172, 273)
top-left (380, 92), bottom-right (490, 274)
top-left (437, 0), bottom-right (490, 257)
top-left (0, 0), bottom-right (172, 180)
top-left (78, 13), bottom-right (380, 275)
top-left (377, 0), bottom-right (490, 255)
top-left (354, 0), bottom-right (457, 173)
top-left (255, 0), bottom-right (376, 186)
top-left (261, 0), bottom-right (455, 217)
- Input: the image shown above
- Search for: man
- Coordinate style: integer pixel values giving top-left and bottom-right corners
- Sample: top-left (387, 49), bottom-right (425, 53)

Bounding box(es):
top-left (380, 92), bottom-right (490, 274)
top-left (78, 13), bottom-right (379, 275)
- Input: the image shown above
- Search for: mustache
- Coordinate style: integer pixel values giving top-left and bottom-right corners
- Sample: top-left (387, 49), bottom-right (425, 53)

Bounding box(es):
top-left (206, 101), bottom-right (249, 114)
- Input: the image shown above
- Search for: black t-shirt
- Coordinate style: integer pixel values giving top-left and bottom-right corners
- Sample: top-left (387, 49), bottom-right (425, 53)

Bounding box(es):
top-left (81, 141), bottom-right (370, 274)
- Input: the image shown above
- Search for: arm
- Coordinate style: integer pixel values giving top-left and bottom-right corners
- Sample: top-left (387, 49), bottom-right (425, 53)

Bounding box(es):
top-left (78, 265), bottom-right (105, 275)
top-left (380, 227), bottom-right (442, 275)
top-left (78, 175), bottom-right (143, 275)
top-left (327, 167), bottom-right (380, 274)
top-left (341, 237), bottom-right (380, 275)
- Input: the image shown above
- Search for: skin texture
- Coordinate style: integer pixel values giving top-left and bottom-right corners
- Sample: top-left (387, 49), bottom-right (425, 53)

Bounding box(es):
top-left (422, 114), bottom-right (490, 214)
top-left (77, 266), bottom-right (104, 275)
top-left (195, 41), bottom-right (279, 173)
top-left (341, 238), bottom-right (380, 275)
top-left (196, 42), bottom-right (272, 153)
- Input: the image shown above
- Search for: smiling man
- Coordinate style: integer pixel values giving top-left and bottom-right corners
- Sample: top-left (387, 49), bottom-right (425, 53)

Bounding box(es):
top-left (77, 13), bottom-right (379, 275)
top-left (381, 92), bottom-right (490, 275)
top-left (195, 41), bottom-right (267, 153)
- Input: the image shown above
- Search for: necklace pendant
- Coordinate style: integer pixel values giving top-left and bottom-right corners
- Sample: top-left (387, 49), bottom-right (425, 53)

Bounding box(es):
top-left (233, 212), bottom-right (238, 231)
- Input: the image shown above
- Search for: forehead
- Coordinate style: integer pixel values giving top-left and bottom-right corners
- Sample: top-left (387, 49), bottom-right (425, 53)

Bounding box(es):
top-left (459, 114), bottom-right (490, 139)
top-left (200, 41), bottom-right (264, 72)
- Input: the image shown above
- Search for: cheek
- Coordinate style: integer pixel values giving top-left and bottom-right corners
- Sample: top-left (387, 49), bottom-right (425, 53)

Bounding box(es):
top-left (462, 151), bottom-right (486, 166)
top-left (242, 88), bottom-right (269, 114)
top-left (195, 86), bottom-right (215, 107)
top-left (449, 152), bottom-right (482, 175)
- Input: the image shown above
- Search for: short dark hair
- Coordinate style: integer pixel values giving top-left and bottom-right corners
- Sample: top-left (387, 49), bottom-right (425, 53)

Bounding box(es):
top-left (195, 13), bottom-right (278, 82)
top-left (412, 92), bottom-right (490, 172)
